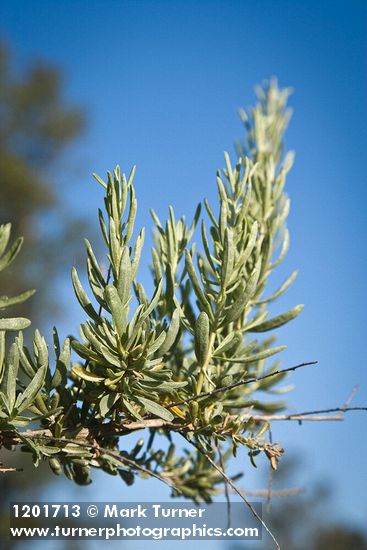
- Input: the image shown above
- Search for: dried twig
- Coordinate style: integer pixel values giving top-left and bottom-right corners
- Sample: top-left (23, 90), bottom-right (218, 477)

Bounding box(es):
top-left (242, 406), bottom-right (367, 422)
top-left (183, 434), bottom-right (280, 550)
top-left (341, 384), bottom-right (360, 411)
top-left (267, 425), bottom-right (274, 512)
top-left (0, 467), bottom-right (22, 473)
top-left (168, 361), bottom-right (318, 408)
top-left (237, 487), bottom-right (304, 498)
top-left (216, 441), bottom-right (231, 529)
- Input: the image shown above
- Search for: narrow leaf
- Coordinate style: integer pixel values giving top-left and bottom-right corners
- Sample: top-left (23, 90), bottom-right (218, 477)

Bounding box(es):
top-left (0, 318), bottom-right (31, 331)
top-left (249, 305), bottom-right (304, 333)
top-left (136, 396), bottom-right (174, 421)
top-left (71, 268), bottom-right (100, 323)
top-left (214, 345), bottom-right (287, 364)
top-left (0, 289), bottom-right (36, 310)
top-left (185, 251), bottom-right (212, 318)
top-left (158, 308), bottom-right (181, 356)
top-left (72, 365), bottom-right (105, 383)
top-left (16, 361), bottom-right (47, 413)
top-left (194, 312), bottom-right (210, 366)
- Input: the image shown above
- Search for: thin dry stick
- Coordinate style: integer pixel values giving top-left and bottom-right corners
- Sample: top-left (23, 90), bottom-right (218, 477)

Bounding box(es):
top-left (239, 487), bottom-right (304, 498)
top-left (341, 384), bottom-right (360, 411)
top-left (168, 361), bottom-right (318, 408)
top-left (216, 441), bottom-right (231, 530)
top-left (253, 385), bottom-right (364, 422)
top-left (261, 406), bottom-right (367, 420)
top-left (0, 420), bottom-right (190, 449)
top-left (266, 425), bottom-right (273, 513)
top-left (240, 406), bottom-right (367, 423)
top-left (258, 387), bottom-right (361, 513)
top-left (183, 434), bottom-right (280, 550)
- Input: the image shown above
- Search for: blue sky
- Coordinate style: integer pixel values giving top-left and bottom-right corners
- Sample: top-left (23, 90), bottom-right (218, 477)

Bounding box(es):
top-left (2, 0), bottom-right (367, 544)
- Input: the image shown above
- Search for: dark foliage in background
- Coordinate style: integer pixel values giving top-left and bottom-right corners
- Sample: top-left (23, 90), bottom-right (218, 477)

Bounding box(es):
top-left (0, 42), bottom-right (87, 548)
top-left (0, 42), bottom-right (86, 323)
top-left (230, 456), bottom-right (367, 550)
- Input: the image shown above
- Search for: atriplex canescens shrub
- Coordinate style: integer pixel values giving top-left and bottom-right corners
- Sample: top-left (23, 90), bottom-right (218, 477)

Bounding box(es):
top-left (0, 80), bottom-right (306, 501)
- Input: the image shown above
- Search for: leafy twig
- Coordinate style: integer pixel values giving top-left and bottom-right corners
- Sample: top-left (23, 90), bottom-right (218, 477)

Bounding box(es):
top-left (168, 361), bottom-right (318, 408)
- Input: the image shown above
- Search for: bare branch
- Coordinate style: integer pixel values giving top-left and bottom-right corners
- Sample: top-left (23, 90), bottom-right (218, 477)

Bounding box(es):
top-left (246, 406), bottom-right (367, 423)
top-left (216, 440), bottom-right (231, 529)
top-left (0, 467), bottom-right (22, 473)
top-left (168, 361), bottom-right (318, 408)
top-left (238, 487), bottom-right (304, 498)
top-left (341, 384), bottom-right (359, 410)
top-left (183, 434), bottom-right (280, 550)
top-left (267, 425), bottom-right (274, 512)
top-left (0, 419), bottom-right (189, 447)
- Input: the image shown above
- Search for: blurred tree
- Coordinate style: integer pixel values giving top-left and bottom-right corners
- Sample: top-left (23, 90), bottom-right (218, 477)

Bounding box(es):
top-left (0, 42), bottom-right (86, 324)
top-left (313, 527), bottom-right (367, 550)
top-left (0, 42), bottom-right (87, 549)
top-left (229, 455), bottom-right (367, 549)
top-left (264, 456), bottom-right (367, 549)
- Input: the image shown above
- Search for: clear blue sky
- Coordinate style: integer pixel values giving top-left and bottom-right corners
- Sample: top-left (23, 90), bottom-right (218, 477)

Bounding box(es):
top-left (2, 0), bottom-right (367, 544)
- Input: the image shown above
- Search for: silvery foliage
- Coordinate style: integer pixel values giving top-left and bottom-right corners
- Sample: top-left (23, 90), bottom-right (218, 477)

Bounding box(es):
top-left (0, 80), bottom-right (302, 500)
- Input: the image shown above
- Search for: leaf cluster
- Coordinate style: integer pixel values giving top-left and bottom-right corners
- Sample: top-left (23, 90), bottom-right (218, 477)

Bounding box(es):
top-left (0, 80), bottom-right (303, 500)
